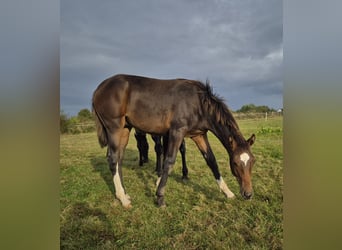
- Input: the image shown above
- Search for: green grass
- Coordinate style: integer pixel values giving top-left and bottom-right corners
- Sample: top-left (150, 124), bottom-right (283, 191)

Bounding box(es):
top-left (60, 116), bottom-right (283, 249)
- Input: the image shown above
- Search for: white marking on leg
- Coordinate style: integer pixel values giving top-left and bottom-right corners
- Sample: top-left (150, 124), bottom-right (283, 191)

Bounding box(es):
top-left (156, 177), bottom-right (161, 188)
top-left (240, 152), bottom-right (250, 166)
top-left (216, 177), bottom-right (235, 198)
top-left (113, 163), bottom-right (131, 208)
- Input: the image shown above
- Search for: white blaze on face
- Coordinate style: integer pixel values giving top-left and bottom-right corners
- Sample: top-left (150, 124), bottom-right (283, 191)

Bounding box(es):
top-left (240, 152), bottom-right (250, 166)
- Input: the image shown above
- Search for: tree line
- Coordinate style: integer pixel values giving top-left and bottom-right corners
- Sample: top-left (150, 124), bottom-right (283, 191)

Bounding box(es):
top-left (235, 104), bottom-right (277, 113)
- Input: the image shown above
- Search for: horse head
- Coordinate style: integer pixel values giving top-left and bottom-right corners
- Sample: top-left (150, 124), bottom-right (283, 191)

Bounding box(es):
top-left (229, 134), bottom-right (256, 199)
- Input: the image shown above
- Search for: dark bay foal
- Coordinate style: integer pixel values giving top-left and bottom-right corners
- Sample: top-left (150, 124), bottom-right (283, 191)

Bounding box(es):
top-left (92, 74), bottom-right (256, 208)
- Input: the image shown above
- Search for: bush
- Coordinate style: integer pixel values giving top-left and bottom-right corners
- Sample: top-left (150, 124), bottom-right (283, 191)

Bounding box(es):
top-left (60, 109), bottom-right (95, 134)
top-left (257, 126), bottom-right (282, 135)
top-left (67, 117), bottom-right (82, 134)
top-left (78, 109), bottom-right (93, 121)
top-left (60, 111), bottom-right (71, 134)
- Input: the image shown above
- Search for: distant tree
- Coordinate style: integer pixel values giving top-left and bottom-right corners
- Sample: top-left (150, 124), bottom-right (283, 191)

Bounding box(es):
top-left (236, 104), bottom-right (256, 113)
top-left (255, 105), bottom-right (273, 113)
top-left (77, 108), bottom-right (92, 121)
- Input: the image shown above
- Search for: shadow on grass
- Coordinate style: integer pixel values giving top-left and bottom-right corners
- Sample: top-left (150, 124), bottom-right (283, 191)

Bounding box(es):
top-left (135, 164), bottom-right (156, 199)
top-left (90, 156), bottom-right (115, 195)
top-left (172, 172), bottom-right (228, 203)
top-left (90, 148), bottom-right (228, 206)
top-left (60, 202), bottom-right (116, 249)
top-left (90, 148), bottom-right (158, 199)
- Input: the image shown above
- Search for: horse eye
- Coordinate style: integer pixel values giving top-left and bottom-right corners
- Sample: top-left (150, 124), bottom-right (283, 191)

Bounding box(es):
top-left (231, 169), bottom-right (237, 177)
top-left (233, 162), bottom-right (239, 172)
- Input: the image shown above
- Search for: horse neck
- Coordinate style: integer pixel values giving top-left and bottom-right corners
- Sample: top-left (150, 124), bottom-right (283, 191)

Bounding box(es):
top-left (209, 120), bottom-right (242, 156)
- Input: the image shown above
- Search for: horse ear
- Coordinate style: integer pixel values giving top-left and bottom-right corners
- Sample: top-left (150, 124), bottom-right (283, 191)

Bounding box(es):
top-left (247, 134), bottom-right (256, 146)
top-left (228, 136), bottom-right (237, 150)
top-left (229, 136), bottom-right (233, 145)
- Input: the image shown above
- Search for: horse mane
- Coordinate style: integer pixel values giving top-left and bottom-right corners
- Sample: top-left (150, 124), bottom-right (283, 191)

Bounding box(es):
top-left (198, 80), bottom-right (246, 145)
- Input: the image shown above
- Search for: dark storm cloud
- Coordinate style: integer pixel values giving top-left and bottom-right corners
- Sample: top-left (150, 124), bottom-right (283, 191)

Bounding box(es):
top-left (61, 0), bottom-right (282, 115)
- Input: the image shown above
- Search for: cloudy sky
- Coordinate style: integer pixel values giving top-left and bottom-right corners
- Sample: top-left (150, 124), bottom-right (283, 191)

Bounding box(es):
top-left (61, 0), bottom-right (282, 116)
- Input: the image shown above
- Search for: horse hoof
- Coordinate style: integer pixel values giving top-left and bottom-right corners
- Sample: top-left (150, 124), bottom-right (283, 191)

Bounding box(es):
top-left (158, 201), bottom-right (166, 208)
top-left (123, 203), bottom-right (132, 209)
top-left (182, 176), bottom-right (189, 181)
top-left (157, 197), bottom-right (166, 207)
top-left (117, 194), bottom-right (132, 208)
top-left (122, 199), bottom-right (132, 209)
top-left (227, 193), bottom-right (235, 199)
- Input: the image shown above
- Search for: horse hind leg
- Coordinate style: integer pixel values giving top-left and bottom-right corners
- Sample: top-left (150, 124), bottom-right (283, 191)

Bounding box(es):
top-left (152, 135), bottom-right (163, 175)
top-left (179, 140), bottom-right (189, 180)
top-left (107, 127), bottom-right (132, 208)
top-left (135, 131), bottom-right (149, 166)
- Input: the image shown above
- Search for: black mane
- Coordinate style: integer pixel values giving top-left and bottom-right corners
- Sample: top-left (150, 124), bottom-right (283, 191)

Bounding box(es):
top-left (198, 80), bottom-right (246, 145)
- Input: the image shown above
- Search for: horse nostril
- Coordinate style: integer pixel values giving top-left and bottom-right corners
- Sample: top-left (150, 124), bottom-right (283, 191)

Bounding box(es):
top-left (244, 192), bottom-right (252, 199)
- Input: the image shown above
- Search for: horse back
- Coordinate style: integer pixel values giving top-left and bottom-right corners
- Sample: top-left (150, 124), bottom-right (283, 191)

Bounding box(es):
top-left (93, 74), bottom-right (203, 134)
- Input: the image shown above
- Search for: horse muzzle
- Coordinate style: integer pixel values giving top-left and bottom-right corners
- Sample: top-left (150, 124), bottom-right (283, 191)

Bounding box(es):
top-left (242, 190), bottom-right (253, 200)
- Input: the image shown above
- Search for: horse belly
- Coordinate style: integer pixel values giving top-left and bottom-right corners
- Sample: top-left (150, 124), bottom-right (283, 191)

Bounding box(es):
top-left (126, 114), bottom-right (171, 135)
top-left (125, 102), bottom-right (172, 135)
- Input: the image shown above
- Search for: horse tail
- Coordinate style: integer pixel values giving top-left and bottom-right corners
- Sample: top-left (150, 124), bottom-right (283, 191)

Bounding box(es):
top-left (92, 102), bottom-right (108, 148)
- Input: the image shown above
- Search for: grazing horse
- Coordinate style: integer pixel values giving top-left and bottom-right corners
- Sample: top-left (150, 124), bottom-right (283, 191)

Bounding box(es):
top-left (134, 130), bottom-right (189, 179)
top-left (92, 74), bottom-right (256, 208)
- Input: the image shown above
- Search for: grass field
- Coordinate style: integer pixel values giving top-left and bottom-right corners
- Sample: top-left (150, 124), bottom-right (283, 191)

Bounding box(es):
top-left (60, 116), bottom-right (283, 249)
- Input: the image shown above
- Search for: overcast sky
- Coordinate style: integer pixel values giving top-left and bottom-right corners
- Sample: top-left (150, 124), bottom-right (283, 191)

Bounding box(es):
top-left (61, 0), bottom-right (282, 116)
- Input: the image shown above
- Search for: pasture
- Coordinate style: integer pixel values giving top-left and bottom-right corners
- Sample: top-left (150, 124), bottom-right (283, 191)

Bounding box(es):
top-left (60, 116), bottom-right (283, 249)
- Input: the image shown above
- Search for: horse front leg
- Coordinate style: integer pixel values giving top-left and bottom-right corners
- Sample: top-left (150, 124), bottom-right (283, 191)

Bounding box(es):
top-left (191, 134), bottom-right (235, 199)
top-left (156, 130), bottom-right (185, 207)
